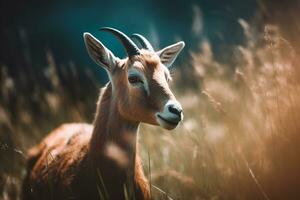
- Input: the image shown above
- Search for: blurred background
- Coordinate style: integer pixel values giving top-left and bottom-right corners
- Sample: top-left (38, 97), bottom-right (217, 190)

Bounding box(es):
top-left (1, 0), bottom-right (300, 199)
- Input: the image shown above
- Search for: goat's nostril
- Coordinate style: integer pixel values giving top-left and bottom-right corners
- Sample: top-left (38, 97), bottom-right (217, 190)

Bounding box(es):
top-left (168, 105), bottom-right (182, 116)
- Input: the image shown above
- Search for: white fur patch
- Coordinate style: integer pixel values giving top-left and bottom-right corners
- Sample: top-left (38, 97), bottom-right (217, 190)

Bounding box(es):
top-left (128, 68), bottom-right (150, 96)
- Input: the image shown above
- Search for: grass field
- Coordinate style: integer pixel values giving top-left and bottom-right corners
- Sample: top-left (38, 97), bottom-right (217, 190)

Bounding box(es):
top-left (1, 20), bottom-right (300, 199)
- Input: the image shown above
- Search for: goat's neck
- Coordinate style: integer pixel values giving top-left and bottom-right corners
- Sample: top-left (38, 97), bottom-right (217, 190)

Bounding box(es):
top-left (89, 83), bottom-right (139, 175)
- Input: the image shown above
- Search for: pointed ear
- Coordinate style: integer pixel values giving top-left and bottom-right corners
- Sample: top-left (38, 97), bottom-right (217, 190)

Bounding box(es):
top-left (83, 32), bottom-right (118, 71)
top-left (157, 41), bottom-right (185, 68)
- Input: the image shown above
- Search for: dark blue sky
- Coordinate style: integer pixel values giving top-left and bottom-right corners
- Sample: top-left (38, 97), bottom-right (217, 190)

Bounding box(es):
top-left (0, 0), bottom-right (257, 78)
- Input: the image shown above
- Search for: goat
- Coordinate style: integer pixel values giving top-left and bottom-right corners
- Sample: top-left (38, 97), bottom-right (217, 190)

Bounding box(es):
top-left (22, 27), bottom-right (185, 200)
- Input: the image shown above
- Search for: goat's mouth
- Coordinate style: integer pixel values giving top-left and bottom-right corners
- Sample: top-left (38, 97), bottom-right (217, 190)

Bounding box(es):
top-left (156, 114), bottom-right (180, 130)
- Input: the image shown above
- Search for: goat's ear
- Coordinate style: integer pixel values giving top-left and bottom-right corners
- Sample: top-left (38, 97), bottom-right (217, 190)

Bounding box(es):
top-left (83, 32), bottom-right (117, 71)
top-left (157, 41), bottom-right (185, 68)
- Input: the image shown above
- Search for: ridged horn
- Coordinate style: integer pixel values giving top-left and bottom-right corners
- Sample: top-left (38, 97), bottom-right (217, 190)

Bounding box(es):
top-left (99, 27), bottom-right (140, 57)
top-left (131, 33), bottom-right (154, 52)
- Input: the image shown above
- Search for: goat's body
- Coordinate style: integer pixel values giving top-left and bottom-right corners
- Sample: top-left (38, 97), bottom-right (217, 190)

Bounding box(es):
top-left (22, 84), bottom-right (150, 200)
top-left (23, 123), bottom-right (93, 200)
top-left (23, 123), bottom-right (149, 200)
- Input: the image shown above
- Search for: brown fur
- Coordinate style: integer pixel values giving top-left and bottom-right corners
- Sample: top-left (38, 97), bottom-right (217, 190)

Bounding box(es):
top-left (22, 83), bottom-right (150, 200)
top-left (22, 48), bottom-right (179, 200)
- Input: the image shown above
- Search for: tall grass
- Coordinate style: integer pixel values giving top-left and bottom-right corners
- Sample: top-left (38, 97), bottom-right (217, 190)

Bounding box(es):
top-left (140, 22), bottom-right (300, 200)
top-left (1, 20), bottom-right (300, 200)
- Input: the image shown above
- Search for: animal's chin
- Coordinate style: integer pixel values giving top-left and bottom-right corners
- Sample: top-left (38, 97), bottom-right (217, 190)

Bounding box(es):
top-left (156, 114), bottom-right (179, 130)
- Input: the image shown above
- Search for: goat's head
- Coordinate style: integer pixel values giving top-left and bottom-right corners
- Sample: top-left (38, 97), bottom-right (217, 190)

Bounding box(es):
top-left (83, 27), bottom-right (184, 130)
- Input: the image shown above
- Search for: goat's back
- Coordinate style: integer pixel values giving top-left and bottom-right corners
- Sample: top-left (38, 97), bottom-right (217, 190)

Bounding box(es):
top-left (22, 123), bottom-right (93, 200)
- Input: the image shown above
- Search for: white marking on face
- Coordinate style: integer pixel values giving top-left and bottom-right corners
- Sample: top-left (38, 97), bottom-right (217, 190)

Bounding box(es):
top-left (128, 68), bottom-right (150, 96)
top-left (164, 67), bottom-right (172, 82)
top-left (160, 100), bottom-right (183, 120)
top-left (155, 100), bottom-right (183, 130)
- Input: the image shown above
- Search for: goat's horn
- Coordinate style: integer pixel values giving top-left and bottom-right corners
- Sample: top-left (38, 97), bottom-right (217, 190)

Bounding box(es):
top-left (131, 34), bottom-right (154, 52)
top-left (100, 27), bottom-right (140, 57)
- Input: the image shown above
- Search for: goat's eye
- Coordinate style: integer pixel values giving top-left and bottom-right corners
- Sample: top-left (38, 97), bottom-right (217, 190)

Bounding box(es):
top-left (128, 76), bottom-right (143, 84)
